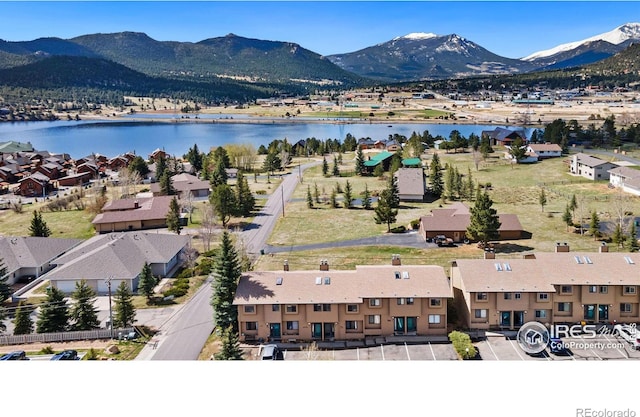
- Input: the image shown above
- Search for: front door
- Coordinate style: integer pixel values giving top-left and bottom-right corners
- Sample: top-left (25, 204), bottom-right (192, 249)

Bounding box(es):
top-left (269, 323), bottom-right (281, 339)
top-left (323, 323), bottom-right (334, 340)
top-left (514, 311), bottom-right (525, 327)
top-left (311, 323), bottom-right (322, 339)
top-left (584, 304), bottom-right (596, 321)
top-left (500, 311), bottom-right (511, 328)
top-left (598, 304), bottom-right (609, 321)
top-left (394, 317), bottom-right (405, 334)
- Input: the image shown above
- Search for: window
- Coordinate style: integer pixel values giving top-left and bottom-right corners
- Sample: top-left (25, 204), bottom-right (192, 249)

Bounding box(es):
top-left (245, 322), bottom-right (258, 331)
top-left (285, 305), bottom-right (297, 313)
top-left (345, 321), bottom-right (358, 330)
top-left (286, 321), bottom-right (299, 330)
top-left (624, 286), bottom-right (637, 295)
top-left (397, 298), bottom-right (405, 305)
top-left (368, 315), bottom-right (381, 325)
top-left (346, 304), bottom-right (359, 313)
top-left (588, 285), bottom-right (597, 293)
top-left (394, 271), bottom-right (401, 279)
top-left (369, 298), bottom-right (381, 307)
top-left (272, 304), bottom-right (280, 312)
top-left (558, 302), bottom-right (572, 313)
top-left (538, 293), bottom-right (549, 302)
top-left (323, 304), bottom-right (331, 312)
top-left (313, 304), bottom-right (322, 312)
top-left (474, 309), bottom-right (487, 319)
top-left (535, 310), bottom-right (547, 319)
top-left (514, 293), bottom-right (522, 300)
top-left (243, 305), bottom-right (255, 313)
top-left (430, 298), bottom-right (442, 307)
top-left (600, 286), bottom-right (608, 294)
top-left (324, 277), bottom-right (331, 285)
top-left (476, 292), bottom-right (488, 301)
top-left (621, 303), bottom-right (632, 313)
top-left (428, 314), bottom-right (441, 324)
top-left (560, 285), bottom-right (572, 294)
top-left (504, 293), bottom-right (512, 300)
top-left (406, 298), bottom-right (414, 305)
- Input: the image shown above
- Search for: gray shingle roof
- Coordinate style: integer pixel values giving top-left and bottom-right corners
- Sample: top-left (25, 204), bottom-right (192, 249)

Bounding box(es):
top-left (0, 237), bottom-right (82, 275)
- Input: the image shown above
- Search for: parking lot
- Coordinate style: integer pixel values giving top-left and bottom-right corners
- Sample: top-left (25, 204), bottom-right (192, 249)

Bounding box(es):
top-left (247, 342), bottom-right (459, 361)
top-left (476, 334), bottom-right (640, 361)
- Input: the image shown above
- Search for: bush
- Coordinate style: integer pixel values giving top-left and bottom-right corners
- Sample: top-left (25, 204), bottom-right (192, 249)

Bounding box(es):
top-left (40, 345), bottom-right (54, 354)
top-left (390, 225), bottom-right (406, 233)
top-left (448, 331), bottom-right (477, 359)
top-left (410, 219), bottom-right (420, 230)
top-left (255, 190), bottom-right (267, 195)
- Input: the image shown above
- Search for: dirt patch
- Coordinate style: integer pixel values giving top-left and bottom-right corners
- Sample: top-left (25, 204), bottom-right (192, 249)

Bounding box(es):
top-left (0, 339), bottom-right (112, 355)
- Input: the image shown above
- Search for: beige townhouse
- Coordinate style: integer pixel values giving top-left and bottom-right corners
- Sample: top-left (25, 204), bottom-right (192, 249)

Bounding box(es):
top-left (233, 257), bottom-right (452, 343)
top-left (451, 244), bottom-right (640, 330)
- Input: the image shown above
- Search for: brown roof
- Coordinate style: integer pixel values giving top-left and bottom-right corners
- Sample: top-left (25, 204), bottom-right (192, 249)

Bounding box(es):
top-left (92, 196), bottom-right (172, 224)
top-left (420, 202), bottom-right (523, 233)
top-left (454, 251), bottom-right (640, 293)
top-left (527, 144), bottom-right (562, 152)
top-left (149, 173), bottom-right (210, 194)
top-left (234, 265), bottom-right (452, 305)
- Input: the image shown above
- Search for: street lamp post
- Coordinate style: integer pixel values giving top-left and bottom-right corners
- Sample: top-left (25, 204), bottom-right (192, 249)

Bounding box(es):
top-left (105, 276), bottom-right (114, 339)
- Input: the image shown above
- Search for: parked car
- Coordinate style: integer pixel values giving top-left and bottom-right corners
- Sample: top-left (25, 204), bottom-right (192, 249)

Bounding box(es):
top-left (434, 235), bottom-right (455, 247)
top-left (50, 349), bottom-right (79, 360)
top-left (613, 324), bottom-right (640, 350)
top-left (548, 338), bottom-right (570, 355)
top-left (260, 344), bottom-right (284, 360)
top-left (0, 351), bottom-right (29, 360)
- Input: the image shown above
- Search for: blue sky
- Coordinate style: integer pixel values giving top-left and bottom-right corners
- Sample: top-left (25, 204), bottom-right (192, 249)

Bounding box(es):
top-left (0, 1), bottom-right (638, 58)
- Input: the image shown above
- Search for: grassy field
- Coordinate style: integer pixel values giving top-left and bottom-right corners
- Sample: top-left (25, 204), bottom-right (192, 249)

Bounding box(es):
top-left (0, 204), bottom-right (96, 239)
top-left (255, 149), bottom-right (640, 271)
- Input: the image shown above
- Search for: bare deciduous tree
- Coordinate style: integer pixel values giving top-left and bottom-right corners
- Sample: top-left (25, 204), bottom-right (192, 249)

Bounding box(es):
top-left (200, 203), bottom-right (217, 252)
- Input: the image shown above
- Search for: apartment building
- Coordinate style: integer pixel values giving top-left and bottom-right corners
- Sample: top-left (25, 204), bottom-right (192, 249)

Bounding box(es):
top-left (451, 244), bottom-right (640, 330)
top-left (233, 257), bottom-right (452, 343)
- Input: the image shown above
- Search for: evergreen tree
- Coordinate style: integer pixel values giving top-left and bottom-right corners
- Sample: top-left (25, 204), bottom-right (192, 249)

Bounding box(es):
top-left (539, 188), bottom-right (547, 212)
top-left (0, 307), bottom-right (5, 334)
top-left (36, 286), bottom-right (69, 333)
top-left (355, 148), bottom-right (366, 176)
top-left (114, 281), bottom-right (136, 328)
top-left (344, 180), bottom-right (353, 209)
top-left (454, 167), bottom-right (463, 199)
top-left (128, 156), bottom-right (149, 178)
top-left (508, 137), bottom-right (527, 163)
top-left (210, 184), bottom-right (237, 228)
top-left (429, 153), bottom-right (444, 198)
top-left (70, 280), bottom-right (100, 330)
top-left (322, 157), bottom-right (329, 176)
top-left (214, 325), bottom-right (244, 360)
top-left (0, 257), bottom-right (11, 303)
top-left (613, 223), bottom-right (625, 248)
top-left (159, 171), bottom-right (175, 196)
top-left (373, 163), bottom-right (385, 178)
top-left (332, 156), bottom-right (340, 176)
top-left (330, 188), bottom-right (338, 208)
top-left (314, 182), bottom-right (320, 203)
top-left (29, 210), bottom-right (51, 237)
top-left (374, 188), bottom-right (398, 232)
top-left (589, 210), bottom-right (600, 240)
top-left (12, 302), bottom-right (33, 335)
top-left (235, 172), bottom-right (255, 217)
top-left (210, 158), bottom-right (228, 188)
top-left (562, 204), bottom-right (573, 231)
top-left (569, 194), bottom-right (578, 223)
top-left (480, 135), bottom-right (494, 158)
top-left (166, 196), bottom-right (182, 235)
top-left (444, 164), bottom-right (456, 200)
top-left (466, 189), bottom-right (501, 246)
top-left (211, 231), bottom-right (241, 332)
top-left (389, 154), bottom-right (402, 175)
top-left (463, 167), bottom-right (474, 201)
top-left (388, 174), bottom-right (400, 208)
top-left (186, 143), bottom-right (203, 173)
top-left (138, 262), bottom-right (156, 302)
top-left (629, 221), bottom-right (639, 252)
top-left (362, 184), bottom-right (372, 210)
top-left (155, 155), bottom-right (168, 181)
top-left (306, 185), bottom-right (314, 209)
top-left (262, 152), bottom-right (281, 175)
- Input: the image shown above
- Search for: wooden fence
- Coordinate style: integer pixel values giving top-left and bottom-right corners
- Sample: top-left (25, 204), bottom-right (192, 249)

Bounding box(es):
top-left (0, 327), bottom-right (135, 346)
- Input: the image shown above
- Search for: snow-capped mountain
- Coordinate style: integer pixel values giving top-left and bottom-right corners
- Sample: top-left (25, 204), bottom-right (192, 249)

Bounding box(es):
top-left (327, 32), bottom-right (531, 81)
top-left (522, 23), bottom-right (640, 69)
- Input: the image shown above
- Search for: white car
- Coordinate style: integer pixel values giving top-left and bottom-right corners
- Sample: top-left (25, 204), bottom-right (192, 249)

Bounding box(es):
top-left (613, 324), bottom-right (640, 350)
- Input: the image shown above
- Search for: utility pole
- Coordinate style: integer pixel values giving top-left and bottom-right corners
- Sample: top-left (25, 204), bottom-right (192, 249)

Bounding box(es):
top-left (105, 276), bottom-right (114, 339)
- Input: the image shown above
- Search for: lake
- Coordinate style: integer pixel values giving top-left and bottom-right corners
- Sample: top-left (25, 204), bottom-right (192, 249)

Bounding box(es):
top-left (0, 117), bottom-right (532, 159)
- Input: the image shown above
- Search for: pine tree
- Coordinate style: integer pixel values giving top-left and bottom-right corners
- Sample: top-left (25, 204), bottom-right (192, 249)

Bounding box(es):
top-left (12, 302), bottom-right (33, 335)
top-left (159, 171), bottom-right (175, 196)
top-left (362, 184), bottom-right (372, 210)
top-left (429, 153), bottom-right (444, 198)
top-left (235, 172), bottom-right (255, 217)
top-left (322, 157), bottom-right (329, 176)
top-left (332, 156), bottom-right (340, 176)
top-left (569, 194), bottom-right (578, 223)
top-left (314, 182), bottom-right (320, 203)
top-left (209, 184), bottom-right (237, 228)
top-left (70, 280), bottom-right (100, 330)
top-left (330, 188), bottom-right (338, 208)
top-left (214, 325), bottom-right (244, 360)
top-left (539, 188), bottom-right (547, 212)
top-left (589, 210), bottom-right (600, 240)
top-left (155, 155), bottom-right (168, 181)
top-left (29, 210), bottom-right (51, 237)
top-left (0, 256), bottom-right (11, 303)
top-left (0, 307), bottom-right (5, 333)
top-left (138, 262), bottom-right (156, 302)
top-left (211, 231), bottom-right (241, 332)
top-left (344, 180), bottom-right (353, 209)
top-left (210, 158), bottom-right (228, 187)
top-left (628, 221), bottom-right (639, 252)
top-left (36, 286), bottom-right (69, 333)
top-left (374, 188), bottom-right (398, 232)
top-left (166, 196), bottom-right (182, 235)
top-left (445, 164), bottom-right (456, 200)
top-left (613, 223), bottom-right (625, 248)
top-left (388, 174), bottom-right (400, 208)
top-left (466, 189), bottom-right (501, 246)
top-left (373, 163), bottom-right (385, 178)
top-left (463, 167), bottom-right (474, 201)
top-left (114, 281), bottom-right (136, 328)
top-left (306, 185), bottom-right (314, 209)
top-left (355, 148), bottom-right (366, 176)
top-left (562, 204), bottom-right (573, 231)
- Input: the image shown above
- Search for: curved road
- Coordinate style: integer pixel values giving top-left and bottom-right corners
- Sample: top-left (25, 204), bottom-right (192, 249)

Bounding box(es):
top-left (138, 160), bottom-right (321, 360)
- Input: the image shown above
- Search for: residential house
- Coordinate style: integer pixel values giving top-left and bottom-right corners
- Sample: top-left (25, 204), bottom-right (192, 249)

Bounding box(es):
top-left (45, 231), bottom-right (189, 294)
top-left (481, 127), bottom-right (527, 147)
top-left (385, 140), bottom-right (401, 152)
top-left (527, 143), bottom-right (562, 159)
top-left (363, 151), bottom-right (394, 174)
top-left (149, 148), bottom-right (168, 162)
top-left (17, 172), bottom-right (52, 197)
top-left (107, 155), bottom-right (129, 171)
top-left (419, 202), bottom-right (524, 243)
top-left (91, 195), bottom-right (173, 233)
top-left (76, 161), bottom-right (100, 179)
top-left (394, 168), bottom-right (426, 202)
top-left (0, 236), bottom-right (82, 285)
top-left (570, 153), bottom-right (619, 181)
top-left (608, 166), bottom-right (640, 196)
top-left (149, 173), bottom-right (211, 199)
top-left (357, 138), bottom-right (376, 150)
top-left (451, 244), bottom-right (640, 330)
top-left (234, 257), bottom-right (452, 343)
top-left (57, 171), bottom-right (93, 187)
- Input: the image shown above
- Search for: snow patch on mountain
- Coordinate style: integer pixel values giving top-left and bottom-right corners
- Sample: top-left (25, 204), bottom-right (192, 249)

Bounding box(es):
top-left (394, 32), bottom-right (438, 41)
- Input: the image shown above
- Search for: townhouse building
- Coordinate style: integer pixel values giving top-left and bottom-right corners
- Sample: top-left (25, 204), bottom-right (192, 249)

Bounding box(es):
top-left (451, 244), bottom-right (640, 330)
top-left (233, 257), bottom-right (452, 343)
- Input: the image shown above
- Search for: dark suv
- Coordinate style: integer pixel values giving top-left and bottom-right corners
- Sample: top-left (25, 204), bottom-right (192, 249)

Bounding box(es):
top-left (50, 350), bottom-right (79, 360)
top-left (0, 351), bottom-right (29, 360)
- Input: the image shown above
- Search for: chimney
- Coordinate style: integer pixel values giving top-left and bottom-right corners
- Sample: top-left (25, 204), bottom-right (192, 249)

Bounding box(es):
top-left (391, 254), bottom-right (401, 266)
top-left (599, 242), bottom-right (609, 253)
top-left (319, 259), bottom-right (329, 271)
top-left (134, 200), bottom-right (139, 209)
top-left (484, 248), bottom-right (495, 259)
top-left (555, 242), bottom-right (570, 253)
top-left (283, 260), bottom-right (289, 272)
